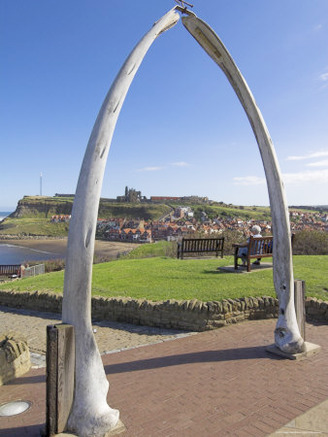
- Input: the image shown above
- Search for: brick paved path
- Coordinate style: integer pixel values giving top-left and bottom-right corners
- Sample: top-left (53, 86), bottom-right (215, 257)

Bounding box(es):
top-left (1, 319), bottom-right (328, 437)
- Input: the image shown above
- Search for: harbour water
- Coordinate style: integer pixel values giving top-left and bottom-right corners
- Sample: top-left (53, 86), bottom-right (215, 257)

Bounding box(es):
top-left (0, 243), bottom-right (62, 265)
top-left (0, 211), bottom-right (12, 222)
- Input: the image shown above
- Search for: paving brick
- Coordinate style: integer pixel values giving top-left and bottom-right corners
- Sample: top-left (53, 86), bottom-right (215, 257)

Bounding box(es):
top-left (239, 424), bottom-right (266, 436)
top-left (1, 318), bottom-right (328, 436)
top-left (253, 419), bottom-right (277, 434)
top-left (261, 415), bottom-right (286, 429)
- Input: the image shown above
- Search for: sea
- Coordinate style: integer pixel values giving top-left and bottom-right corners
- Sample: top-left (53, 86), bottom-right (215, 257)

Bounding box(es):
top-left (0, 211), bottom-right (61, 264)
top-left (0, 211), bottom-right (11, 222)
top-left (0, 243), bottom-right (61, 265)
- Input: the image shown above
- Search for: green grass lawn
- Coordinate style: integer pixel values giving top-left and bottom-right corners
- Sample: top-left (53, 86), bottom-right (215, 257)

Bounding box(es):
top-left (1, 255), bottom-right (327, 302)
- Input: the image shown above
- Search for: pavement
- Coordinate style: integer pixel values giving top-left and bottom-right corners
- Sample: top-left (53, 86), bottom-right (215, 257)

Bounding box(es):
top-left (1, 308), bottom-right (328, 437)
top-left (218, 263), bottom-right (273, 274)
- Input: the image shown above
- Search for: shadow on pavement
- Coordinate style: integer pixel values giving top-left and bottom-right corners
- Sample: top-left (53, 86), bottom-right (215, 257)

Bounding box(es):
top-left (104, 345), bottom-right (282, 374)
top-left (5, 373), bottom-right (45, 386)
top-left (0, 424), bottom-right (44, 437)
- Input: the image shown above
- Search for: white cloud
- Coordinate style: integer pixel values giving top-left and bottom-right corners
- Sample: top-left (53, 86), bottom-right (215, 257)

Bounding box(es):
top-left (137, 166), bottom-right (163, 172)
top-left (137, 162), bottom-right (191, 172)
top-left (307, 160), bottom-right (328, 168)
top-left (283, 169), bottom-right (328, 184)
top-left (170, 161), bottom-right (190, 167)
top-left (234, 169), bottom-right (328, 186)
top-left (318, 69), bottom-right (328, 89)
top-left (320, 72), bottom-right (328, 82)
top-left (233, 176), bottom-right (265, 186)
top-left (313, 24), bottom-right (323, 32)
top-left (286, 151), bottom-right (328, 161)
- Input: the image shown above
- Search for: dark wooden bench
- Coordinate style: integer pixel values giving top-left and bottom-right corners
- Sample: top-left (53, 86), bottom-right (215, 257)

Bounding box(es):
top-left (233, 234), bottom-right (295, 272)
top-left (233, 236), bottom-right (273, 272)
top-left (177, 237), bottom-right (224, 259)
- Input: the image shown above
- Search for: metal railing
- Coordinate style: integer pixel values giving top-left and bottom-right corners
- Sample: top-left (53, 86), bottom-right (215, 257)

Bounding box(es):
top-left (22, 264), bottom-right (45, 278)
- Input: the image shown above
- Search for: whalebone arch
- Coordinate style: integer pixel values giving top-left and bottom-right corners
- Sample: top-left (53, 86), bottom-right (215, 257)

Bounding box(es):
top-left (62, 6), bottom-right (303, 437)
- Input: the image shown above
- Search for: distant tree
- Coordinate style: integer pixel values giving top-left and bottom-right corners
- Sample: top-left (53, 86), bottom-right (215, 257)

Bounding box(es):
top-left (293, 230), bottom-right (328, 255)
top-left (221, 230), bottom-right (245, 255)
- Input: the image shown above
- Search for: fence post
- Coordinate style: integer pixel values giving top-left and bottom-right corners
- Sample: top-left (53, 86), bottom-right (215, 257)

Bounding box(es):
top-left (46, 324), bottom-right (75, 436)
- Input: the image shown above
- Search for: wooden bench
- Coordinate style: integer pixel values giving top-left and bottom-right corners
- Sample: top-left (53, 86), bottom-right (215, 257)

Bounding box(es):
top-left (233, 236), bottom-right (273, 272)
top-left (177, 237), bottom-right (224, 259)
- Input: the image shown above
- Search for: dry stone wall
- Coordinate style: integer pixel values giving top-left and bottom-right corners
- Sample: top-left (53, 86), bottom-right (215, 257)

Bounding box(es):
top-left (3, 290), bottom-right (327, 331)
top-left (305, 297), bottom-right (328, 323)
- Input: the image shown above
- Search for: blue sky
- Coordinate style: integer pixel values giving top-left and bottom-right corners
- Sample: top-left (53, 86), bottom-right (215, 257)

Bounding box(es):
top-left (1, 0), bottom-right (327, 210)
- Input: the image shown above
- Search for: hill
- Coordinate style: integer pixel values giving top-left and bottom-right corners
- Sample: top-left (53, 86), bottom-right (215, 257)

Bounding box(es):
top-left (0, 196), bottom-right (172, 237)
top-left (0, 195), bottom-right (326, 238)
top-left (10, 195), bottom-right (74, 218)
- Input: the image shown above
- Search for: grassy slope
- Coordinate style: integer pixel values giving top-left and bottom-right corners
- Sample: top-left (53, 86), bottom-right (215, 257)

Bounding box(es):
top-left (120, 241), bottom-right (176, 259)
top-left (1, 255), bottom-right (327, 302)
top-left (0, 217), bottom-right (69, 236)
top-left (166, 201), bottom-right (272, 221)
top-left (98, 201), bottom-right (171, 220)
top-left (194, 205), bottom-right (271, 221)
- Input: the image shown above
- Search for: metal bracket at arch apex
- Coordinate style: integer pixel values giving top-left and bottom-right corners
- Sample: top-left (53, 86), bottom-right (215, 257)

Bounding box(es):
top-left (174, 0), bottom-right (194, 14)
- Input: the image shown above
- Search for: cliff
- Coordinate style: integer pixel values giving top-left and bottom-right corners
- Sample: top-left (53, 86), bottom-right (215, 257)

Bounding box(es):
top-left (8, 196), bottom-right (171, 221)
top-left (11, 196), bottom-right (74, 218)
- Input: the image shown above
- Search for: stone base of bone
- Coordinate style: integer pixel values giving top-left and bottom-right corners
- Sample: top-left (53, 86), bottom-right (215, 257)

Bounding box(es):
top-left (266, 342), bottom-right (321, 360)
top-left (52, 419), bottom-right (126, 437)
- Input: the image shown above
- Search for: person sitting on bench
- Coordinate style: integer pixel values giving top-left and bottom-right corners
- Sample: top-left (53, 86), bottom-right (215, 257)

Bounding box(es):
top-left (238, 225), bottom-right (262, 266)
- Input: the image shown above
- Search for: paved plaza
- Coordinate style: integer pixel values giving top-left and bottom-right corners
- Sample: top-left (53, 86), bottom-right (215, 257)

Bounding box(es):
top-left (1, 308), bottom-right (328, 436)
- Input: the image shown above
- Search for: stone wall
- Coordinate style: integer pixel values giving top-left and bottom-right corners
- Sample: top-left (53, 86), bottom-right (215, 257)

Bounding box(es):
top-left (91, 295), bottom-right (279, 331)
top-left (0, 332), bottom-right (31, 385)
top-left (0, 290), bottom-right (327, 332)
top-left (305, 297), bottom-right (328, 323)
